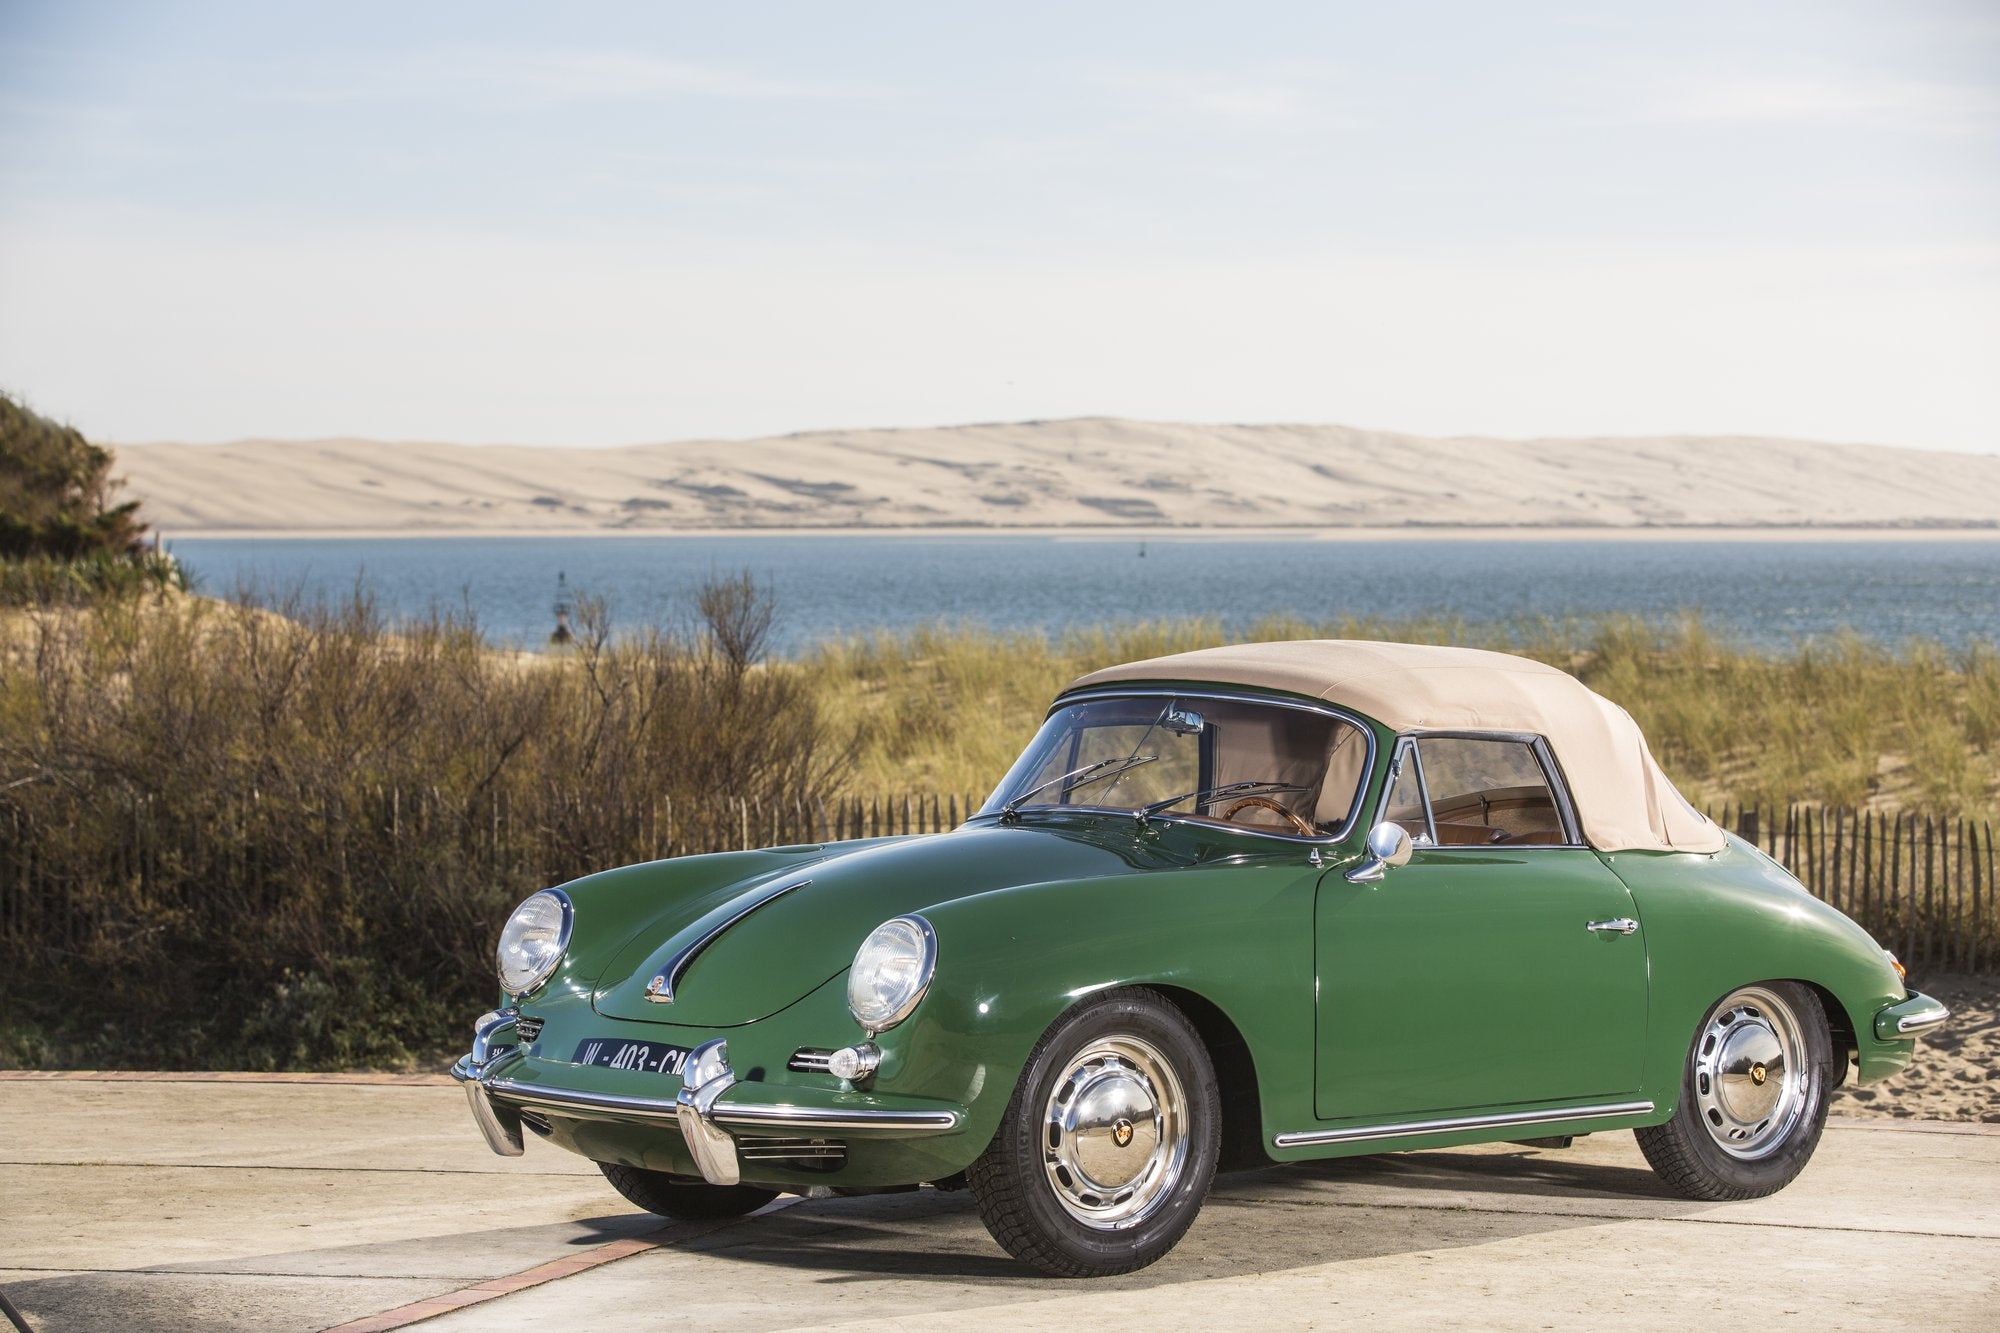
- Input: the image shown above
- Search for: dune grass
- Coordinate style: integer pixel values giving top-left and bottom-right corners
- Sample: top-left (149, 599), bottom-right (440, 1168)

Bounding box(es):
top-left (802, 614), bottom-right (2000, 817)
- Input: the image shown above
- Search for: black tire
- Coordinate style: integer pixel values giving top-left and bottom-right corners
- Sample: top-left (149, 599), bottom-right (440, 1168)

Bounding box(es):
top-left (1635, 980), bottom-right (1834, 1201)
top-left (596, 1161), bottom-right (779, 1220)
top-left (967, 987), bottom-right (1221, 1278)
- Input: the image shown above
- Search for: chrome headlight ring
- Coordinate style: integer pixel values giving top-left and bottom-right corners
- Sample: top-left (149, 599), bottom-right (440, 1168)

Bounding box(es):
top-left (496, 888), bottom-right (574, 998)
top-left (846, 914), bottom-right (937, 1037)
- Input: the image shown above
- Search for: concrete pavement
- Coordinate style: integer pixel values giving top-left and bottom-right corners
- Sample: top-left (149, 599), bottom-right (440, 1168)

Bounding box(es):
top-left (2, 1075), bottom-right (1995, 1331)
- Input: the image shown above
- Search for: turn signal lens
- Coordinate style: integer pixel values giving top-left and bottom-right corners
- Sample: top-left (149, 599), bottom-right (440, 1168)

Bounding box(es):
top-left (1884, 950), bottom-right (1907, 982)
top-left (827, 1043), bottom-right (881, 1083)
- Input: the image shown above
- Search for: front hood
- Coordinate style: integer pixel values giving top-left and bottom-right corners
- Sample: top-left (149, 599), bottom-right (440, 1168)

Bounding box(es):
top-left (594, 819), bottom-right (1176, 1027)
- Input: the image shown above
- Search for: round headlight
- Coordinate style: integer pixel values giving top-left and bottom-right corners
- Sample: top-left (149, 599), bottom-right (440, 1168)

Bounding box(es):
top-left (846, 915), bottom-right (937, 1035)
top-left (497, 889), bottom-right (573, 996)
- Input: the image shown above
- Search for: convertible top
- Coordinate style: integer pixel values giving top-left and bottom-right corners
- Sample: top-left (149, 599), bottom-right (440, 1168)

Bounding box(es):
top-left (1064, 640), bottom-right (1725, 854)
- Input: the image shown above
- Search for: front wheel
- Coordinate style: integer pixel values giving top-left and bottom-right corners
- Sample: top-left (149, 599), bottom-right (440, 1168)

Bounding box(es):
top-left (1635, 981), bottom-right (1833, 1201)
top-left (596, 1161), bottom-right (778, 1220)
top-left (967, 988), bottom-right (1220, 1277)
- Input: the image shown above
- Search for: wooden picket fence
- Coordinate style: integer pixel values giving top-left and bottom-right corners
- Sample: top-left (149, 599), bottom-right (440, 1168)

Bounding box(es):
top-left (1706, 804), bottom-right (1994, 973)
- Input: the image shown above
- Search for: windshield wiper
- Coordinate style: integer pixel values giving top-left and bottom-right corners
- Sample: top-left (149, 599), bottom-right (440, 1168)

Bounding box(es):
top-left (999, 754), bottom-right (1159, 823)
top-left (1134, 780), bottom-right (1308, 827)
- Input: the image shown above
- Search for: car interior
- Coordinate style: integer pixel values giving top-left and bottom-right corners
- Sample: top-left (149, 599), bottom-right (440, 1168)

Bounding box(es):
top-left (1384, 735), bottom-right (1572, 846)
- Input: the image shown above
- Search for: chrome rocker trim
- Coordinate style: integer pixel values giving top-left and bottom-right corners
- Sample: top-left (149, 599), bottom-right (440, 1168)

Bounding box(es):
top-left (1272, 1099), bottom-right (1656, 1150)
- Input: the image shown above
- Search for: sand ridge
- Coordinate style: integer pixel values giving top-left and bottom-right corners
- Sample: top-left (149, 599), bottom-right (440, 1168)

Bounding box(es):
top-left (114, 417), bottom-right (2000, 535)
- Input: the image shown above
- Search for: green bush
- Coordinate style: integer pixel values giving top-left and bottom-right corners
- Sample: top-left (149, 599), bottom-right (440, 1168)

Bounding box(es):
top-left (1, 390), bottom-right (180, 605)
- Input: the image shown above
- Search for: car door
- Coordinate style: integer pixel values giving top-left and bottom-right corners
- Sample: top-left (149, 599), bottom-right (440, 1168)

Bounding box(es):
top-left (1314, 734), bottom-right (1650, 1122)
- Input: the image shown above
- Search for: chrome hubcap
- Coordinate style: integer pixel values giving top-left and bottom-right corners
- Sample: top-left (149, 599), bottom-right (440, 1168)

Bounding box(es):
top-left (1042, 1035), bottom-right (1188, 1230)
top-left (1692, 986), bottom-right (1807, 1160)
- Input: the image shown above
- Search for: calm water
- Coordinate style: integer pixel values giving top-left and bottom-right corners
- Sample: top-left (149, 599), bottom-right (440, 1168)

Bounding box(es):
top-left (168, 535), bottom-right (2000, 655)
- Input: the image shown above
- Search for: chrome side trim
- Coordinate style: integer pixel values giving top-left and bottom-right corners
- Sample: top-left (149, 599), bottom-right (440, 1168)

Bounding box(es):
top-left (1272, 1100), bottom-right (1655, 1149)
top-left (480, 1078), bottom-right (965, 1133)
top-left (645, 877), bottom-right (811, 1003)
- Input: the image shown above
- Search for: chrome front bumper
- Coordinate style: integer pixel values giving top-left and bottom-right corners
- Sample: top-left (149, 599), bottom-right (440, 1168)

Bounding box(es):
top-left (449, 1012), bottom-right (963, 1185)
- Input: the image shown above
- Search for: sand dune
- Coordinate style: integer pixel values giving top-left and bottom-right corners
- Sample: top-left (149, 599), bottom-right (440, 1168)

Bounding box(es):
top-left (114, 418), bottom-right (2000, 535)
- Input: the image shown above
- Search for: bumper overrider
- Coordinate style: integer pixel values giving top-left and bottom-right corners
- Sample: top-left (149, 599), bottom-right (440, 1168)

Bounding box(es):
top-left (448, 1010), bottom-right (964, 1186)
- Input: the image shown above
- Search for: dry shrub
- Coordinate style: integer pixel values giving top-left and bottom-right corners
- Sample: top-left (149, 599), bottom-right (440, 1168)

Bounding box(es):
top-left (0, 578), bottom-right (844, 1069)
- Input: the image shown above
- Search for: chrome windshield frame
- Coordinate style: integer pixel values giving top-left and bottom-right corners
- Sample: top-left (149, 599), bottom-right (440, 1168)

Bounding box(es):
top-left (985, 686), bottom-right (1380, 846)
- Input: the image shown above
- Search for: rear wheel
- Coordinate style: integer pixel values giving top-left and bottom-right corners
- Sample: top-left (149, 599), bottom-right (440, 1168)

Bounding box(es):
top-left (596, 1161), bottom-right (778, 1220)
top-left (1635, 981), bottom-right (1833, 1201)
top-left (967, 988), bottom-right (1220, 1277)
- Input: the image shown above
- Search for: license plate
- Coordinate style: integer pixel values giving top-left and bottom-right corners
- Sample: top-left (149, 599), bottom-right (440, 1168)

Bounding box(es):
top-left (572, 1037), bottom-right (693, 1076)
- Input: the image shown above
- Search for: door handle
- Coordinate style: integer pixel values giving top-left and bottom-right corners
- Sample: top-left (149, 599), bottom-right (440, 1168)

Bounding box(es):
top-left (1585, 917), bottom-right (1639, 935)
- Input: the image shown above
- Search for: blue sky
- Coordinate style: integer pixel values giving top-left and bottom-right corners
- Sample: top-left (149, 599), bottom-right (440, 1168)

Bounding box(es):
top-left (1, 1), bottom-right (1995, 451)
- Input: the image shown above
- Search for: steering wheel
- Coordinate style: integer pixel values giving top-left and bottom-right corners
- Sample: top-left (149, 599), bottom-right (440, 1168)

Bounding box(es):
top-left (1220, 795), bottom-right (1316, 838)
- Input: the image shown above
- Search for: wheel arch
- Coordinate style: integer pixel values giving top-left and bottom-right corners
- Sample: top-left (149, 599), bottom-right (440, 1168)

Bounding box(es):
top-left (1794, 977), bottom-right (1858, 1083)
top-left (1144, 984), bottom-right (1269, 1171)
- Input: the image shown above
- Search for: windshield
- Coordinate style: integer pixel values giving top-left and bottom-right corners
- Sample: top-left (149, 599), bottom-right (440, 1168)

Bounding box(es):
top-left (980, 694), bottom-right (1370, 838)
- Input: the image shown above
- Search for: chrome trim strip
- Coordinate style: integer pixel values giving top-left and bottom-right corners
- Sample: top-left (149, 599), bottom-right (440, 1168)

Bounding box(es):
top-left (1272, 1100), bottom-right (1655, 1149)
top-left (1897, 1010), bottom-right (1949, 1036)
top-left (712, 1102), bottom-right (962, 1133)
top-left (481, 1078), bottom-right (964, 1133)
top-left (485, 1079), bottom-right (683, 1122)
top-left (646, 877), bottom-right (811, 1003)
top-left (1009, 686), bottom-right (1381, 844)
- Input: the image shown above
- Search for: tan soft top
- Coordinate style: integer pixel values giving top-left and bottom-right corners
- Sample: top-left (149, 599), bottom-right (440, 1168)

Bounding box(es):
top-left (1065, 640), bottom-right (1724, 854)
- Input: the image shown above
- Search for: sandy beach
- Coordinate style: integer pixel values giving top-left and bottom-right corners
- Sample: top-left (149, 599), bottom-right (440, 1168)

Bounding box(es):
top-left (116, 418), bottom-right (2000, 536)
top-left (151, 524), bottom-right (2000, 542)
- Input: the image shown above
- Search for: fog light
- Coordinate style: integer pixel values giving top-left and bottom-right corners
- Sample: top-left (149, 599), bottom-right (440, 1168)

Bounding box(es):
top-left (827, 1043), bottom-right (881, 1083)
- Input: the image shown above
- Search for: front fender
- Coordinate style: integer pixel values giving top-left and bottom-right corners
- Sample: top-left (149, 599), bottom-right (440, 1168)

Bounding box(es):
top-left (886, 860), bottom-right (1323, 1160)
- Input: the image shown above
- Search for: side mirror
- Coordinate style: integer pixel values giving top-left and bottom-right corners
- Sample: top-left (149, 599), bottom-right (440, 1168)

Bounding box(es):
top-left (1345, 822), bottom-right (1414, 885)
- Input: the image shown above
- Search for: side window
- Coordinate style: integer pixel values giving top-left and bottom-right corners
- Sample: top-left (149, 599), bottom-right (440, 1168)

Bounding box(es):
top-left (1411, 736), bottom-right (1571, 846)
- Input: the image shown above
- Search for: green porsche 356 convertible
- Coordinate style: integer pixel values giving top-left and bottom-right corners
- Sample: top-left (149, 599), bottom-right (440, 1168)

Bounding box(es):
top-left (453, 640), bottom-right (1948, 1276)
